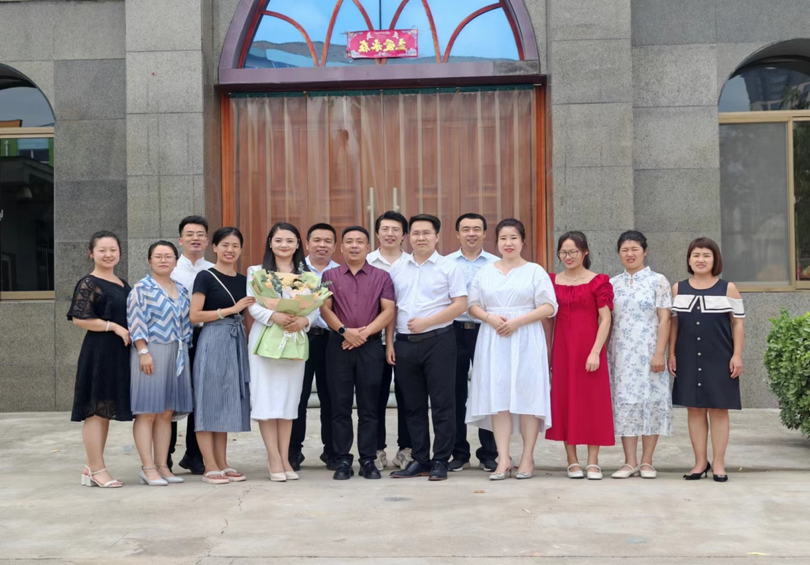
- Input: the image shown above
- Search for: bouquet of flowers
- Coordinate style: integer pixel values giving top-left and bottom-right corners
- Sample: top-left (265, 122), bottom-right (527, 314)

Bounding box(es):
top-left (249, 264), bottom-right (333, 361)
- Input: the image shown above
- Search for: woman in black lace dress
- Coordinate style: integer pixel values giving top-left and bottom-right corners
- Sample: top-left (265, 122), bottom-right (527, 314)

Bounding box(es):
top-left (68, 231), bottom-right (132, 488)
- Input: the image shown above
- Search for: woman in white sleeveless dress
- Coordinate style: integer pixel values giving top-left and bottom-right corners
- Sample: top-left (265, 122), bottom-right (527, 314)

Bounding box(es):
top-left (247, 222), bottom-right (318, 482)
top-left (466, 219), bottom-right (557, 480)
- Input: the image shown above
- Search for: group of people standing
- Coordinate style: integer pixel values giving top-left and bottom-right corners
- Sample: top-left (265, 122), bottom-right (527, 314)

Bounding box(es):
top-left (68, 210), bottom-right (745, 488)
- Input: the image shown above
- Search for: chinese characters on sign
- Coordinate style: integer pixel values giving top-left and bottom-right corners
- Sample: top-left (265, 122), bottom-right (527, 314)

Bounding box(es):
top-left (347, 30), bottom-right (418, 59)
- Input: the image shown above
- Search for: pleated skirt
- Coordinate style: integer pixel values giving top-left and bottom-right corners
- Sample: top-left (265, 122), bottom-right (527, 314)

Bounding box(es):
top-left (193, 317), bottom-right (252, 433)
top-left (130, 341), bottom-right (193, 418)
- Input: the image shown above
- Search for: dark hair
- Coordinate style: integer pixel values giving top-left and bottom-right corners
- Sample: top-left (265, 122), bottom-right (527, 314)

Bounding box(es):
top-left (342, 225), bottom-right (370, 240)
top-left (617, 230), bottom-right (648, 252)
top-left (262, 222), bottom-right (309, 273)
top-left (557, 231), bottom-right (591, 269)
top-left (307, 223), bottom-right (337, 241)
top-left (495, 218), bottom-right (525, 241)
top-left (88, 230), bottom-right (121, 252)
top-left (148, 240), bottom-right (179, 260)
top-left (455, 213), bottom-right (487, 232)
top-left (179, 215), bottom-right (209, 235)
top-left (409, 213), bottom-right (441, 233)
top-left (375, 211), bottom-right (408, 235)
top-left (687, 237), bottom-right (723, 276)
top-left (212, 226), bottom-right (243, 246)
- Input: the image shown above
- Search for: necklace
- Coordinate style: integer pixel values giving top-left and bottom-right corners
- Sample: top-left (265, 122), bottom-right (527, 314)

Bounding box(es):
top-left (563, 271), bottom-right (585, 282)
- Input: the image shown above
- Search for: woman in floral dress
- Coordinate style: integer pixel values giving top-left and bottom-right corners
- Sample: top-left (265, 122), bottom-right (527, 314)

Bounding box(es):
top-left (608, 231), bottom-right (672, 479)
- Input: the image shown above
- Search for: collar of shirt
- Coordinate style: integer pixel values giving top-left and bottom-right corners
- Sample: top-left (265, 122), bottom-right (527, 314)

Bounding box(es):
top-left (339, 261), bottom-right (371, 276)
top-left (405, 250), bottom-right (440, 266)
top-left (306, 256), bottom-right (339, 277)
top-left (177, 254), bottom-right (213, 271)
top-left (448, 248), bottom-right (498, 264)
top-left (368, 249), bottom-right (409, 270)
top-left (622, 266), bottom-right (651, 282)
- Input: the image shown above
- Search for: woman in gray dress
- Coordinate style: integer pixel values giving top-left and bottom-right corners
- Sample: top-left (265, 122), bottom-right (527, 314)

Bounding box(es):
top-left (127, 241), bottom-right (193, 486)
top-left (190, 227), bottom-right (255, 484)
top-left (669, 237), bottom-right (744, 482)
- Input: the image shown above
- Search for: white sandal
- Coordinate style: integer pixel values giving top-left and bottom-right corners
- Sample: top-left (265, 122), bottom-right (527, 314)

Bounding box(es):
top-left (639, 463), bottom-right (657, 479)
top-left (586, 464), bottom-right (603, 480)
top-left (567, 463), bottom-right (584, 479)
top-left (202, 470), bottom-right (229, 485)
top-left (611, 464), bottom-right (640, 479)
top-left (222, 467), bottom-right (247, 482)
top-left (82, 466), bottom-right (123, 488)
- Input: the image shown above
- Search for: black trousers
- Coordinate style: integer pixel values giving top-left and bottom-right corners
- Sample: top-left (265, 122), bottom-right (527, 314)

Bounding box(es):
top-left (394, 329), bottom-right (456, 465)
top-left (376, 360), bottom-right (412, 451)
top-left (290, 332), bottom-right (333, 460)
top-left (453, 323), bottom-right (498, 463)
top-left (328, 334), bottom-right (385, 464)
top-left (169, 327), bottom-right (202, 463)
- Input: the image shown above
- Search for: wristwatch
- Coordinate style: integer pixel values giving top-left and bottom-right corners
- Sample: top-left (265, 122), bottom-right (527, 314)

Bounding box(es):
top-left (138, 348), bottom-right (149, 355)
top-left (338, 326), bottom-right (347, 335)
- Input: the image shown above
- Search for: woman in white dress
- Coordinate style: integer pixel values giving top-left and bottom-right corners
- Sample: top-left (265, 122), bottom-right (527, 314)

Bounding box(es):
top-left (466, 219), bottom-right (558, 480)
top-left (247, 222), bottom-right (318, 482)
top-left (608, 231), bottom-right (672, 479)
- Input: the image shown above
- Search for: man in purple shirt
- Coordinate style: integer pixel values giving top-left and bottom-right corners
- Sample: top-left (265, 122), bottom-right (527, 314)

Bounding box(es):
top-left (321, 226), bottom-right (396, 480)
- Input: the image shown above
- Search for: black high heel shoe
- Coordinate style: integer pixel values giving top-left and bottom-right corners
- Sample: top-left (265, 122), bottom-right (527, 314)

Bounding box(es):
top-left (683, 463), bottom-right (711, 480)
top-left (711, 464), bottom-right (728, 482)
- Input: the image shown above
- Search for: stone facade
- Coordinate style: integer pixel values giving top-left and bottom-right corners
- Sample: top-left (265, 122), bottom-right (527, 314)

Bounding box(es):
top-left (1, 0), bottom-right (808, 410)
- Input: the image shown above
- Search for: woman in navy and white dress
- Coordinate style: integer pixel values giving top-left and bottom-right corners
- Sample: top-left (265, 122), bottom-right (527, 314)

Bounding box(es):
top-left (669, 237), bottom-right (744, 483)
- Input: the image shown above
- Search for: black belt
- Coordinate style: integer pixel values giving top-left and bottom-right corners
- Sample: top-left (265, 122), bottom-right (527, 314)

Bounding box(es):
top-left (308, 327), bottom-right (328, 336)
top-left (396, 325), bottom-right (453, 343)
top-left (453, 321), bottom-right (480, 330)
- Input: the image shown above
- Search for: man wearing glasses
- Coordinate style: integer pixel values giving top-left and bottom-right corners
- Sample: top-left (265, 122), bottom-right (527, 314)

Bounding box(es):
top-left (387, 214), bottom-right (468, 481)
top-left (168, 215), bottom-right (214, 475)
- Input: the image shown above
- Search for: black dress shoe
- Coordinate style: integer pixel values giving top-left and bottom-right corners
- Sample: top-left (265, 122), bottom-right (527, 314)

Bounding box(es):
top-left (333, 461), bottom-right (354, 480)
top-left (448, 459), bottom-right (471, 472)
top-left (178, 456), bottom-right (205, 475)
top-left (359, 460), bottom-right (381, 479)
top-left (289, 452), bottom-right (305, 472)
top-left (390, 460), bottom-right (431, 478)
top-left (478, 459), bottom-right (498, 472)
top-left (429, 460), bottom-right (449, 481)
top-left (167, 454), bottom-right (173, 472)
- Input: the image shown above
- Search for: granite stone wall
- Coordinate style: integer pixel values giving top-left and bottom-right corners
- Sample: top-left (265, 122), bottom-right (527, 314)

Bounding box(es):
top-left (0, 0), bottom-right (127, 411)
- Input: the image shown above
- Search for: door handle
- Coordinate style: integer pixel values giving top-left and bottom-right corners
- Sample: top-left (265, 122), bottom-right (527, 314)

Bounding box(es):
top-left (392, 186), bottom-right (401, 213)
top-left (367, 187), bottom-right (376, 249)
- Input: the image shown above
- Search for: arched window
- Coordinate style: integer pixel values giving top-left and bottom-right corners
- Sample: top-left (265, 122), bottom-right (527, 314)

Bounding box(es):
top-left (240, 0), bottom-right (524, 69)
top-left (0, 64), bottom-right (55, 299)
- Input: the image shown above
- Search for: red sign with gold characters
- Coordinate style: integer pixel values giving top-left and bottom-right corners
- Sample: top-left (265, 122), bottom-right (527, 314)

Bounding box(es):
top-left (347, 29), bottom-right (418, 59)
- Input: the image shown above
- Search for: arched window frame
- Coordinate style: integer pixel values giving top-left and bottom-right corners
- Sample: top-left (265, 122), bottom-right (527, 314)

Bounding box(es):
top-left (0, 64), bottom-right (55, 301)
top-left (718, 42), bottom-right (810, 292)
top-left (219, 0), bottom-right (541, 88)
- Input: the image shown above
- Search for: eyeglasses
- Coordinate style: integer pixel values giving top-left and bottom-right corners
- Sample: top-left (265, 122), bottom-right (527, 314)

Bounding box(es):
top-left (411, 231), bottom-right (436, 238)
top-left (558, 250), bottom-right (581, 258)
top-left (182, 231), bottom-right (207, 239)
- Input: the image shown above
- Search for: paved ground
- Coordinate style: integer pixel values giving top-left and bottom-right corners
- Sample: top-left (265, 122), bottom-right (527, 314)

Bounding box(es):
top-left (1, 409), bottom-right (809, 565)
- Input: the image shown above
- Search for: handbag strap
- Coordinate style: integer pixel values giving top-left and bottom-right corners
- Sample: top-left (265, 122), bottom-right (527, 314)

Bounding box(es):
top-left (205, 269), bottom-right (237, 306)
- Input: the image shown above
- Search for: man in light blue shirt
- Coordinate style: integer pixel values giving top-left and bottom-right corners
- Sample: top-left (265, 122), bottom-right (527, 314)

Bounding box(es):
top-left (289, 223), bottom-right (340, 471)
top-left (447, 213), bottom-right (500, 472)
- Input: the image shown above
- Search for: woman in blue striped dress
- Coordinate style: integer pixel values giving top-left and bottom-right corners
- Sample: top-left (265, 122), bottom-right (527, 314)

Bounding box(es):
top-left (190, 227), bottom-right (256, 484)
top-left (127, 241), bottom-right (193, 486)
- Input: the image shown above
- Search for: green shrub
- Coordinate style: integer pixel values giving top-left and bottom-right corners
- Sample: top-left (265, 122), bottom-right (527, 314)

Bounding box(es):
top-left (763, 309), bottom-right (810, 438)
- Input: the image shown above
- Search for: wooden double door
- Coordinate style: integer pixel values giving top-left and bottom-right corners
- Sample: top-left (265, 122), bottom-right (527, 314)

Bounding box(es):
top-left (225, 86), bottom-right (543, 266)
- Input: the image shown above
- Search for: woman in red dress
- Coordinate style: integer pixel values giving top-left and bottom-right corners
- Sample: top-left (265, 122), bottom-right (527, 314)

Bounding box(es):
top-left (545, 231), bottom-right (615, 480)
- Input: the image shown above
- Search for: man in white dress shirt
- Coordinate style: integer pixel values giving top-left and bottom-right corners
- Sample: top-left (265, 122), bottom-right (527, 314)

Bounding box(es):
top-left (367, 211), bottom-right (413, 471)
top-left (168, 215), bottom-right (214, 475)
top-left (447, 213), bottom-right (500, 473)
top-left (387, 214), bottom-right (468, 481)
top-left (289, 223), bottom-right (340, 471)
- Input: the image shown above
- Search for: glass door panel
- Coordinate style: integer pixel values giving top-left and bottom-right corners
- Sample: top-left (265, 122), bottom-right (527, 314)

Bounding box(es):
top-left (793, 120), bottom-right (810, 285)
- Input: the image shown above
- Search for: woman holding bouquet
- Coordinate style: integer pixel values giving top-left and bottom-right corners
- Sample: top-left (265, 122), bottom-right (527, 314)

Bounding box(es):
top-left (247, 222), bottom-right (320, 482)
top-left (190, 227), bottom-right (255, 485)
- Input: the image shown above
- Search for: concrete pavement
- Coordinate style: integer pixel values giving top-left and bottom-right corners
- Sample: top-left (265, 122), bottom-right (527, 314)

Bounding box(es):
top-left (1, 408), bottom-right (809, 564)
